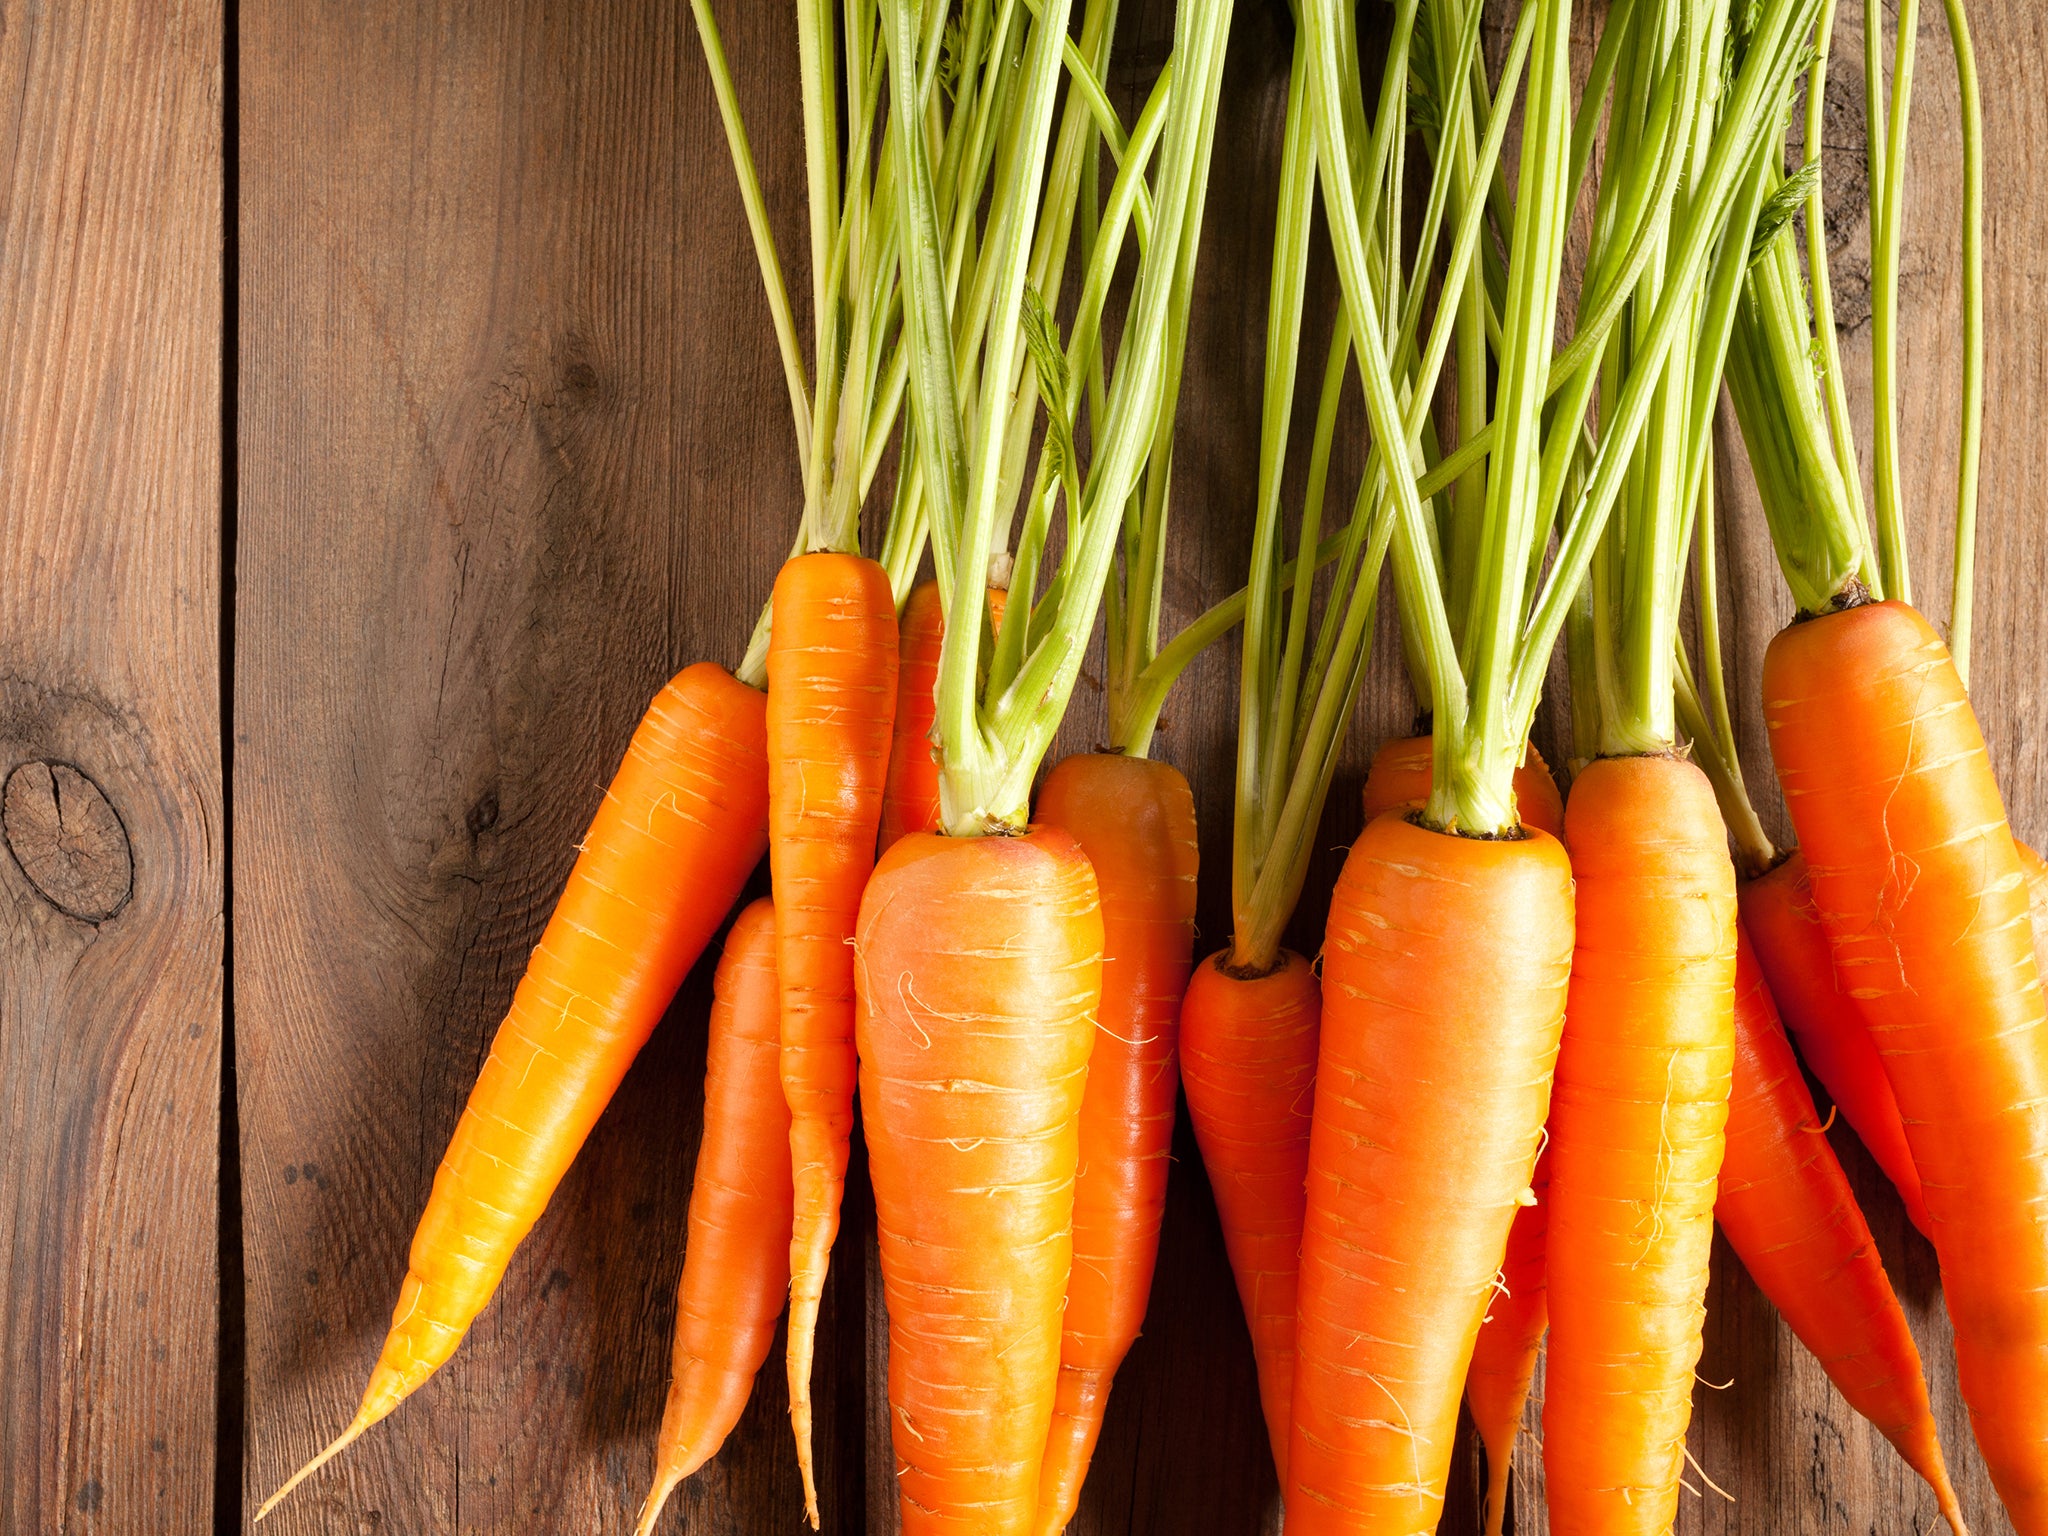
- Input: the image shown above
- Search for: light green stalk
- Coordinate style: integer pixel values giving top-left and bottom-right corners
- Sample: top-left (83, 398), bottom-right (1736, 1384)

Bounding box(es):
top-left (1940, 0), bottom-right (1984, 683)
top-left (889, 0), bottom-right (1237, 835)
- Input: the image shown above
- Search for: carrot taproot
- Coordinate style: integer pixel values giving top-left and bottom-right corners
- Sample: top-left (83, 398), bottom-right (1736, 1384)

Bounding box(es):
top-left (636, 898), bottom-right (793, 1535)
top-left (1717, 920), bottom-right (1966, 1535)
top-left (1360, 734), bottom-right (1565, 839)
top-left (1765, 598), bottom-right (2048, 1531)
top-left (765, 549), bottom-right (899, 1525)
top-left (1363, 733), bottom-right (1564, 1529)
top-left (1542, 754), bottom-right (1736, 1536)
top-left (1287, 812), bottom-right (1574, 1533)
top-left (1739, 852), bottom-right (1933, 1235)
top-left (855, 826), bottom-right (1104, 1536)
top-left (258, 662), bottom-right (771, 1518)
top-left (1031, 753), bottom-right (1200, 1533)
top-left (1179, 948), bottom-right (1319, 1481)
top-left (1466, 1145), bottom-right (1548, 1536)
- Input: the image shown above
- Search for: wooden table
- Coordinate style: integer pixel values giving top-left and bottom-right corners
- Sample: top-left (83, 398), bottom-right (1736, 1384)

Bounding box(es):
top-left (3, 0), bottom-right (2041, 1530)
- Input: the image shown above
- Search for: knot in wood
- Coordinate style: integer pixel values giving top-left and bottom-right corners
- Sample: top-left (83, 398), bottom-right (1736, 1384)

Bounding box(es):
top-left (3, 761), bottom-right (133, 922)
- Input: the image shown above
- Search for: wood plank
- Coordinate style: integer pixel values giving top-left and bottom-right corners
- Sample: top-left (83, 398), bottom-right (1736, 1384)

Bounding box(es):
top-left (235, 1), bottom-right (851, 1530)
top-left (0, 0), bottom-right (224, 1531)
top-left (232, 0), bottom-right (2047, 1532)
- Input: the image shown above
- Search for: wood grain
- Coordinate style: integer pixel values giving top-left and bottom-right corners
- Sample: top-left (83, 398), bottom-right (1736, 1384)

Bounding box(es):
top-left (0, 0), bottom-right (224, 1531)
top-left (11, 0), bottom-right (2038, 1529)
top-left (235, 1), bottom-right (848, 1531)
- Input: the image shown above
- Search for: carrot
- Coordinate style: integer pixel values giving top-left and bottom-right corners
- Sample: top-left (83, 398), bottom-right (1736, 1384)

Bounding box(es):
top-left (1466, 1145), bottom-right (1548, 1536)
top-left (862, 0), bottom-right (1227, 1522)
top-left (1030, 753), bottom-right (1199, 1533)
top-left (855, 827), bottom-right (1104, 1536)
top-left (765, 549), bottom-right (898, 1524)
top-left (636, 899), bottom-right (794, 1535)
top-left (1765, 598), bottom-right (2048, 1530)
top-left (1287, 813), bottom-right (1574, 1533)
top-left (1739, 852), bottom-right (1933, 1234)
top-left (2020, 838), bottom-right (2048, 975)
top-left (1365, 732), bottom-right (1564, 1530)
top-left (1361, 733), bottom-right (1565, 838)
top-left (880, 580), bottom-right (946, 853)
top-left (1178, 950), bottom-right (1319, 1481)
top-left (257, 662), bottom-right (771, 1517)
top-left (880, 585), bottom-right (1009, 853)
top-left (1542, 755), bottom-right (1736, 1536)
top-left (1716, 921), bottom-right (1966, 1535)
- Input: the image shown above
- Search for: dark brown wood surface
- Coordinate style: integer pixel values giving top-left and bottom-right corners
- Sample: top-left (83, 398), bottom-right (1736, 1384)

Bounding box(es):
top-left (0, 0), bottom-right (225, 1532)
top-left (3, 0), bottom-right (2045, 1530)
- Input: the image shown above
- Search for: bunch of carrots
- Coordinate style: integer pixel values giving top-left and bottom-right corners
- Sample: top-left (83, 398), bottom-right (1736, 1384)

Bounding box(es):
top-left (257, 0), bottom-right (2048, 1533)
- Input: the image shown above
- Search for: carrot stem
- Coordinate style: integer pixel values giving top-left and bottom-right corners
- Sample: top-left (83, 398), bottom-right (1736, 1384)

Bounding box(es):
top-left (1869, 0), bottom-right (1919, 601)
top-left (687, 0), bottom-right (812, 482)
top-left (1938, 0), bottom-right (1984, 684)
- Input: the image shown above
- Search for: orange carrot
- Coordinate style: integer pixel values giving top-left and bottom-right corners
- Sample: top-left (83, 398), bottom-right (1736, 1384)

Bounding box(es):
top-left (855, 827), bottom-right (1104, 1536)
top-left (1717, 922), bottom-right (1966, 1535)
top-left (258, 663), bottom-right (771, 1516)
top-left (1743, 838), bottom-right (2048, 1245)
top-left (1364, 733), bottom-right (1564, 1529)
top-left (1178, 949), bottom-right (1319, 1481)
top-left (2020, 838), bottom-right (2048, 976)
top-left (1466, 1145), bottom-right (1548, 1536)
top-left (1543, 755), bottom-right (1736, 1536)
top-left (880, 583), bottom-right (1007, 852)
top-left (1739, 852), bottom-right (1933, 1235)
top-left (765, 550), bottom-right (898, 1524)
top-left (1765, 599), bottom-right (2048, 1530)
top-left (1031, 754), bottom-right (1199, 1533)
top-left (880, 581), bottom-right (946, 853)
top-left (637, 899), bottom-right (794, 1534)
top-left (1361, 734), bottom-right (1565, 838)
top-left (1287, 812), bottom-right (1574, 1533)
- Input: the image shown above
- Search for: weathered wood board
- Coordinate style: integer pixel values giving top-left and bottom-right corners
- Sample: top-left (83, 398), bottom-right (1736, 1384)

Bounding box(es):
top-left (2, 0), bottom-right (2043, 1530)
top-left (0, 1), bottom-right (225, 1532)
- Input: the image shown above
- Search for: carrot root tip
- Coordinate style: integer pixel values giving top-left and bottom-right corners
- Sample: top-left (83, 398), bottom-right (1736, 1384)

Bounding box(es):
top-left (634, 1473), bottom-right (683, 1536)
top-left (253, 1409), bottom-right (378, 1521)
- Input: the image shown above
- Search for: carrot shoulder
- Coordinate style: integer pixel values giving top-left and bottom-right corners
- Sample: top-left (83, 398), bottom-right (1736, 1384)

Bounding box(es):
top-left (637, 898), bottom-right (794, 1535)
top-left (259, 662), bottom-right (770, 1517)
top-left (1765, 600), bottom-right (2048, 1532)
top-left (1717, 922), bottom-right (1965, 1535)
top-left (1031, 754), bottom-right (1200, 1534)
top-left (1287, 812), bottom-right (1574, 1533)
top-left (855, 827), bottom-right (1104, 1536)
top-left (1739, 852), bottom-right (1933, 1235)
top-left (1179, 949), bottom-right (1319, 1481)
top-left (765, 550), bottom-right (899, 1526)
top-left (1543, 755), bottom-right (1735, 1536)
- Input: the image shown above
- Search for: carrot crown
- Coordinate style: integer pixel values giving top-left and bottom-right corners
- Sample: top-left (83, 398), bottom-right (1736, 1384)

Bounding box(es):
top-left (1300, 0), bottom-right (1821, 832)
top-left (696, 0), bottom-right (1101, 684)
top-left (1722, 0), bottom-right (1982, 680)
top-left (1217, 0), bottom-right (1518, 965)
top-left (892, 0), bottom-right (1235, 835)
top-left (1570, 0), bottom-right (1824, 759)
